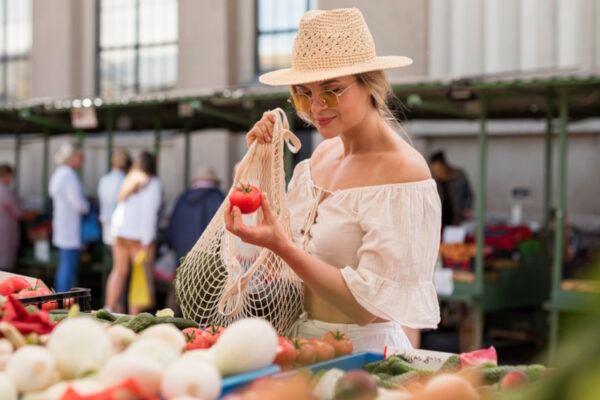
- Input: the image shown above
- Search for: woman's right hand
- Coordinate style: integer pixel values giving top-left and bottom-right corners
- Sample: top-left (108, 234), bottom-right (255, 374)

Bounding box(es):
top-left (246, 112), bottom-right (277, 147)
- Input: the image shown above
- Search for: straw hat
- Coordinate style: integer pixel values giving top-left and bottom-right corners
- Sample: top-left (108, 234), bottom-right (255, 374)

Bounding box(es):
top-left (259, 8), bottom-right (413, 86)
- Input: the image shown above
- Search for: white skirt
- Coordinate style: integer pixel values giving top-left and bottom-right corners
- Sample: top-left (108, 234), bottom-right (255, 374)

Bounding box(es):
top-left (292, 313), bottom-right (413, 353)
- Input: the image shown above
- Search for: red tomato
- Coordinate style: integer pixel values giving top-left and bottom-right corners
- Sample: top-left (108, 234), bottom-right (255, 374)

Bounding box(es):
top-left (8, 277), bottom-right (30, 292)
top-left (183, 328), bottom-right (210, 351)
top-left (17, 288), bottom-right (43, 299)
top-left (229, 184), bottom-right (261, 214)
top-left (309, 339), bottom-right (335, 362)
top-left (201, 325), bottom-right (224, 346)
top-left (36, 287), bottom-right (52, 296)
top-left (0, 280), bottom-right (15, 296)
top-left (62, 297), bottom-right (75, 309)
top-left (0, 276), bottom-right (30, 295)
top-left (273, 336), bottom-right (297, 371)
top-left (294, 338), bottom-right (316, 366)
top-left (322, 330), bottom-right (353, 357)
top-left (41, 301), bottom-right (58, 311)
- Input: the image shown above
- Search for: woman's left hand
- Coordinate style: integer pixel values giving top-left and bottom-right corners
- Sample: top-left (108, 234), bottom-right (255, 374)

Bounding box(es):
top-left (225, 193), bottom-right (289, 253)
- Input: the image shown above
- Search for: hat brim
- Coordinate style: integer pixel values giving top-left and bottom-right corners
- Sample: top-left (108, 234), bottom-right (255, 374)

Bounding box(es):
top-left (258, 56), bottom-right (413, 86)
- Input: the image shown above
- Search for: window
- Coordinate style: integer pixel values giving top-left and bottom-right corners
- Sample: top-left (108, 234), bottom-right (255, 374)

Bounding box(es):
top-left (256, 0), bottom-right (316, 74)
top-left (0, 0), bottom-right (32, 102)
top-left (97, 0), bottom-right (178, 98)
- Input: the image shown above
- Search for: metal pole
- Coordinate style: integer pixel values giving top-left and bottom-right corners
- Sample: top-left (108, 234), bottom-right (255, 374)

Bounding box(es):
top-left (184, 126), bottom-right (191, 187)
top-left (106, 109), bottom-right (114, 173)
top-left (552, 89), bottom-right (568, 294)
top-left (475, 93), bottom-right (488, 296)
top-left (42, 130), bottom-right (50, 204)
top-left (154, 115), bottom-right (161, 173)
top-left (544, 99), bottom-right (553, 252)
top-left (76, 130), bottom-right (84, 180)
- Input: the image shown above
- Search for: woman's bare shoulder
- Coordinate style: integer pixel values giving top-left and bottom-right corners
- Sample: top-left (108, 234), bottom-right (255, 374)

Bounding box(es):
top-left (383, 146), bottom-right (432, 184)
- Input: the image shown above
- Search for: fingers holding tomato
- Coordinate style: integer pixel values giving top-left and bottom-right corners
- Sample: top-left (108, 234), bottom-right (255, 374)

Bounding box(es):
top-left (246, 112), bottom-right (277, 147)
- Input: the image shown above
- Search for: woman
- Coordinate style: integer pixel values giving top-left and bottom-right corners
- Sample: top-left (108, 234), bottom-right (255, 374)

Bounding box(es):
top-left (105, 151), bottom-right (162, 314)
top-left (225, 8), bottom-right (441, 351)
top-left (48, 144), bottom-right (89, 292)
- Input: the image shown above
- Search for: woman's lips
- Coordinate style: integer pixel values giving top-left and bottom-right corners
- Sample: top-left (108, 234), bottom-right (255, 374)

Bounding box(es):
top-left (316, 117), bottom-right (335, 126)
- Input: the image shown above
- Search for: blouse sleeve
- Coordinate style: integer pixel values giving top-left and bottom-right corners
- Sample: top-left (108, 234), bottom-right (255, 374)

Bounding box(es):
top-left (340, 181), bottom-right (442, 329)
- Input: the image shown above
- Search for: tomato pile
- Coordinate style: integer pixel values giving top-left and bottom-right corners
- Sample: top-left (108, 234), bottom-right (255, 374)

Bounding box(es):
top-left (0, 275), bottom-right (74, 311)
top-left (274, 330), bottom-right (354, 371)
top-left (182, 324), bottom-right (225, 351)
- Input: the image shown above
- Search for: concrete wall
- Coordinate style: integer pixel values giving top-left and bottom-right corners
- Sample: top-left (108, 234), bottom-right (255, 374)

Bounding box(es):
top-left (318, 0), bottom-right (430, 79)
top-left (429, 0), bottom-right (600, 76)
top-left (31, 0), bottom-right (95, 98)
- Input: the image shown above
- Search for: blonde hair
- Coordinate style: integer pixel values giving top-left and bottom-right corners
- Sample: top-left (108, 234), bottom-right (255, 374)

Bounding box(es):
top-left (291, 70), bottom-right (411, 142)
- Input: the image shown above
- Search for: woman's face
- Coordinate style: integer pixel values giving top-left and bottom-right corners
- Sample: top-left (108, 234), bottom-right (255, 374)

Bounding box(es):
top-left (293, 75), bottom-right (372, 139)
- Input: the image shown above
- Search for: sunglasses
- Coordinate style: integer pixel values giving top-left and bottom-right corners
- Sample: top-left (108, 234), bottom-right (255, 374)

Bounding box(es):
top-left (288, 82), bottom-right (356, 113)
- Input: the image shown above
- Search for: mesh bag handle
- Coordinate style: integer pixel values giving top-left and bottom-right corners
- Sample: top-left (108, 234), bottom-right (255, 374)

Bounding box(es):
top-left (175, 108), bottom-right (304, 335)
top-left (218, 108), bottom-right (300, 316)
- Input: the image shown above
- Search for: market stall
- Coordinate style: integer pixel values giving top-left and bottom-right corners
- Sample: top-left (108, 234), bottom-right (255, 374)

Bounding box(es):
top-left (1, 71), bottom-right (599, 366)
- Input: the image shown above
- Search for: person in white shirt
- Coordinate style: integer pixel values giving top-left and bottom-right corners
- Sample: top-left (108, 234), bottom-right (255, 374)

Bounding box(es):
top-left (106, 151), bottom-right (162, 314)
top-left (97, 149), bottom-right (131, 246)
top-left (48, 143), bottom-right (89, 292)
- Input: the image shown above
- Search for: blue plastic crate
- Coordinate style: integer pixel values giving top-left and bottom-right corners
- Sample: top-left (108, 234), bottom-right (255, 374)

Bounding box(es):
top-left (220, 352), bottom-right (384, 398)
top-left (305, 351), bottom-right (384, 374)
top-left (221, 364), bottom-right (281, 397)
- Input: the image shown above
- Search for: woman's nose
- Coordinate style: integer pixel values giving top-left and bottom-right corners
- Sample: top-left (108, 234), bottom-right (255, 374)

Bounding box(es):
top-left (310, 94), bottom-right (327, 114)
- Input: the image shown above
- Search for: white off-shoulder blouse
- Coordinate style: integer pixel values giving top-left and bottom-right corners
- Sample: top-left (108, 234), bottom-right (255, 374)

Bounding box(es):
top-left (287, 159), bottom-right (442, 329)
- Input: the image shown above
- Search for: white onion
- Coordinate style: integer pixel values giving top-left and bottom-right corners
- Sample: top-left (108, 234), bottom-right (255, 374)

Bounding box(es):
top-left (126, 337), bottom-right (179, 367)
top-left (213, 318), bottom-right (278, 376)
top-left (47, 318), bottom-right (112, 379)
top-left (160, 358), bottom-right (221, 400)
top-left (139, 324), bottom-right (185, 353)
top-left (0, 372), bottom-right (17, 400)
top-left (6, 346), bottom-right (55, 393)
top-left (99, 353), bottom-right (164, 398)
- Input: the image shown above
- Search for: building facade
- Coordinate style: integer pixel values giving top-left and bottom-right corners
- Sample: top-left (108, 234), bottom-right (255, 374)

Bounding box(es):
top-left (0, 0), bottom-right (598, 226)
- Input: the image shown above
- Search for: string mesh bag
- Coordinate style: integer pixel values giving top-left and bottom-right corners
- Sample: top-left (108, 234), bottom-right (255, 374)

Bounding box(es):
top-left (174, 108), bottom-right (304, 335)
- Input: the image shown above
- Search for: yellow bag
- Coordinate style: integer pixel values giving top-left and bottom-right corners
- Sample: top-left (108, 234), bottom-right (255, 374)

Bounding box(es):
top-left (129, 250), bottom-right (151, 307)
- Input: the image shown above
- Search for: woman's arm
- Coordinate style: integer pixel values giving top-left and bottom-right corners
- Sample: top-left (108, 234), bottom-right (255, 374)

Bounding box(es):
top-left (225, 193), bottom-right (378, 325)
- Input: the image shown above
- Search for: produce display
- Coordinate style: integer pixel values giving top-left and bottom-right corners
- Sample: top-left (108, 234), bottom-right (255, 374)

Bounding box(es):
top-left (0, 275), bottom-right (557, 400)
top-left (227, 347), bottom-right (550, 400)
top-left (0, 293), bottom-right (361, 399)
